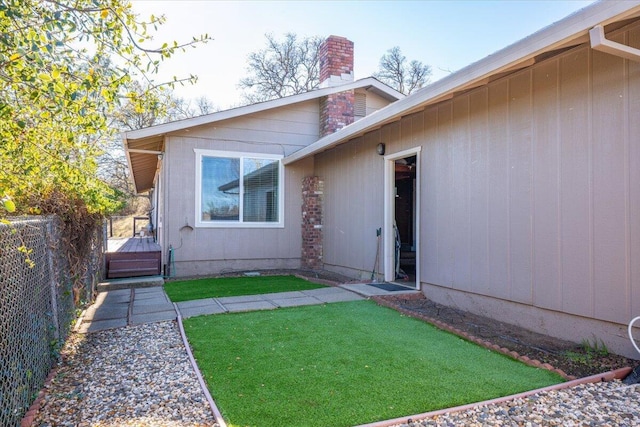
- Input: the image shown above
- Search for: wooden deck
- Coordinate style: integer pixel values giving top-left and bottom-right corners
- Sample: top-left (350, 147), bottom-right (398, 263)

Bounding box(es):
top-left (106, 237), bottom-right (162, 279)
top-left (107, 237), bottom-right (161, 253)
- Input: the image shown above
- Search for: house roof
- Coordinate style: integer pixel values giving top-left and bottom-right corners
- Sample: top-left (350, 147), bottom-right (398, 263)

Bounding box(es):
top-left (123, 77), bottom-right (403, 193)
top-left (283, 0), bottom-right (640, 165)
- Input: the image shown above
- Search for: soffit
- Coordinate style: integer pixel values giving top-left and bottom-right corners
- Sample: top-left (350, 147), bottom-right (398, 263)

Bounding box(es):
top-left (126, 136), bottom-right (164, 194)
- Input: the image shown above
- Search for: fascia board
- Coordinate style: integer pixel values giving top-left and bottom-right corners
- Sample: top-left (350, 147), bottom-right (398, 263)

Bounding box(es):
top-left (283, 0), bottom-right (640, 165)
top-left (359, 77), bottom-right (405, 100)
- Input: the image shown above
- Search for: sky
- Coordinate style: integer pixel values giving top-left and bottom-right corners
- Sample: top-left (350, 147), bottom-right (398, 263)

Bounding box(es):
top-left (130, 0), bottom-right (596, 110)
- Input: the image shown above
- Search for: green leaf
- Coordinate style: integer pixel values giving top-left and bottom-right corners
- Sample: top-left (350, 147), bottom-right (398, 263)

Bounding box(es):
top-left (3, 199), bottom-right (16, 213)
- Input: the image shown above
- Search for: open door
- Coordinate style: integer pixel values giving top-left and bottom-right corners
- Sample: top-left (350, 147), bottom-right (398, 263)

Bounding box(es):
top-left (383, 148), bottom-right (421, 289)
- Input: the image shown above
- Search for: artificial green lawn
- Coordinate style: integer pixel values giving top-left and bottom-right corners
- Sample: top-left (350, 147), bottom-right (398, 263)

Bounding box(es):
top-left (184, 300), bottom-right (564, 427)
top-left (164, 275), bottom-right (325, 302)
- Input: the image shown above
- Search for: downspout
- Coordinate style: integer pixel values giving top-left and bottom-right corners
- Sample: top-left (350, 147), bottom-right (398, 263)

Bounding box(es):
top-left (589, 25), bottom-right (640, 62)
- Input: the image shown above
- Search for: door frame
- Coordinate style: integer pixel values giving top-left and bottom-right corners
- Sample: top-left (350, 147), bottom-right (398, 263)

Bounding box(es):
top-left (383, 147), bottom-right (421, 288)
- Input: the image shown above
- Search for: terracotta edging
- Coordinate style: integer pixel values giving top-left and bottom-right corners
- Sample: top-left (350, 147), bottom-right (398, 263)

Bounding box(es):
top-left (23, 305), bottom-right (94, 427)
top-left (355, 366), bottom-right (632, 427)
top-left (372, 296), bottom-right (575, 380)
top-left (174, 303), bottom-right (228, 427)
top-left (20, 368), bottom-right (58, 427)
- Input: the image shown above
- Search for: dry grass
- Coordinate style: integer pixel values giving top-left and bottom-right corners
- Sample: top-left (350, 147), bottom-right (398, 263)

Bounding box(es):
top-left (108, 196), bottom-right (151, 238)
top-left (108, 216), bottom-right (135, 238)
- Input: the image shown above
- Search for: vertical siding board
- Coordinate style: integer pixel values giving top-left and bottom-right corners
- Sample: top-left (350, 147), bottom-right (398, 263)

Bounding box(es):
top-left (328, 148), bottom-right (338, 266)
top-left (401, 116), bottom-right (412, 152)
top-left (591, 45), bottom-right (629, 324)
top-left (422, 108), bottom-right (439, 284)
top-left (358, 135), bottom-right (377, 273)
top-left (356, 138), bottom-right (368, 271)
top-left (487, 80), bottom-right (510, 298)
top-left (412, 112), bottom-right (425, 150)
top-left (321, 149), bottom-right (335, 265)
top-left (285, 161), bottom-right (307, 257)
top-left (436, 103), bottom-right (454, 286)
top-left (346, 140), bottom-right (358, 270)
top-left (629, 25), bottom-right (640, 320)
top-left (532, 59), bottom-right (562, 310)
top-left (364, 132), bottom-right (384, 273)
top-left (559, 48), bottom-right (593, 317)
top-left (452, 96), bottom-right (472, 291)
top-left (468, 88), bottom-right (490, 294)
top-left (333, 143), bottom-right (350, 263)
top-left (411, 113), bottom-right (425, 281)
top-left (321, 150), bottom-right (336, 266)
top-left (508, 71), bottom-right (534, 304)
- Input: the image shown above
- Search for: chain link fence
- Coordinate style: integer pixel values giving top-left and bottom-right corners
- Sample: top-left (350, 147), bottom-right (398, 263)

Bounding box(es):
top-left (0, 216), bottom-right (103, 426)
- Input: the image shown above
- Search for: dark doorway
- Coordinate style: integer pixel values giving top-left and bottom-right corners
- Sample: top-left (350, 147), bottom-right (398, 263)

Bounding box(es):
top-left (394, 155), bottom-right (416, 285)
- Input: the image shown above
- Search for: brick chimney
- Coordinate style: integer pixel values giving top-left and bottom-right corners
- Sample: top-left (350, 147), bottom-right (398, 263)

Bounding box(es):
top-left (319, 35), bottom-right (354, 88)
top-left (319, 35), bottom-right (355, 137)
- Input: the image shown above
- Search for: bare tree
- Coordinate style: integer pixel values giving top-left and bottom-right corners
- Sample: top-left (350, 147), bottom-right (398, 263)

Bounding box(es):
top-left (98, 82), bottom-right (216, 212)
top-left (165, 94), bottom-right (218, 120)
top-left (374, 46), bottom-right (432, 95)
top-left (239, 33), bottom-right (324, 104)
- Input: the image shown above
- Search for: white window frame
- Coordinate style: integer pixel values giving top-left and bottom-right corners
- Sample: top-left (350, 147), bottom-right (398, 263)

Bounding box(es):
top-left (195, 149), bottom-right (285, 228)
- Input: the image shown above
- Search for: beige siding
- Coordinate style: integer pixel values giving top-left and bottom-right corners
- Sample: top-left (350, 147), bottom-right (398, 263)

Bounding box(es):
top-left (468, 89), bottom-right (490, 296)
top-left (361, 90), bottom-right (394, 116)
top-left (631, 27), bottom-right (640, 320)
top-left (176, 101), bottom-right (321, 155)
top-left (316, 131), bottom-right (385, 279)
top-left (559, 48), bottom-right (592, 318)
top-left (315, 22), bottom-right (640, 355)
top-left (532, 59), bottom-right (561, 312)
top-left (161, 103), bottom-right (318, 277)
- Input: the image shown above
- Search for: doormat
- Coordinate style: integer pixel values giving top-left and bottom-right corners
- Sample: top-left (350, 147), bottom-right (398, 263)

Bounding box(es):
top-left (367, 282), bottom-right (411, 292)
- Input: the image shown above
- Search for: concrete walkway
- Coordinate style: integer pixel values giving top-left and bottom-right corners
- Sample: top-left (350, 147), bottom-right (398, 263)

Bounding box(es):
top-left (77, 286), bottom-right (176, 333)
top-left (176, 286), bottom-right (364, 318)
top-left (77, 279), bottom-right (413, 333)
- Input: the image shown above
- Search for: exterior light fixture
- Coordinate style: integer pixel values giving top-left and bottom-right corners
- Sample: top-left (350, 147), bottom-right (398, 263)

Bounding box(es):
top-left (376, 143), bottom-right (385, 155)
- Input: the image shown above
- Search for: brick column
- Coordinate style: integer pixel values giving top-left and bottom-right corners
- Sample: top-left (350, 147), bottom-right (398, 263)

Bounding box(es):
top-left (319, 90), bottom-right (355, 137)
top-left (301, 177), bottom-right (323, 270)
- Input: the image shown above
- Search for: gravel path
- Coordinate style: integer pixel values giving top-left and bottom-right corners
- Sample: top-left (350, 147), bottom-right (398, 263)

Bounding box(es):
top-left (33, 321), bottom-right (218, 427)
top-left (30, 313), bottom-right (639, 427)
top-left (386, 381), bottom-right (640, 427)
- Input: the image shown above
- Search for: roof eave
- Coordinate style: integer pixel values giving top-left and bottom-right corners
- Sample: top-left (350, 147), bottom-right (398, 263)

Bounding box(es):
top-left (283, 0), bottom-right (640, 165)
top-left (122, 77), bottom-right (403, 141)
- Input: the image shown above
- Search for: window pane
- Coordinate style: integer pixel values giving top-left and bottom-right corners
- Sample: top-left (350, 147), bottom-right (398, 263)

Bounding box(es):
top-left (243, 158), bottom-right (279, 222)
top-left (201, 156), bottom-right (240, 221)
